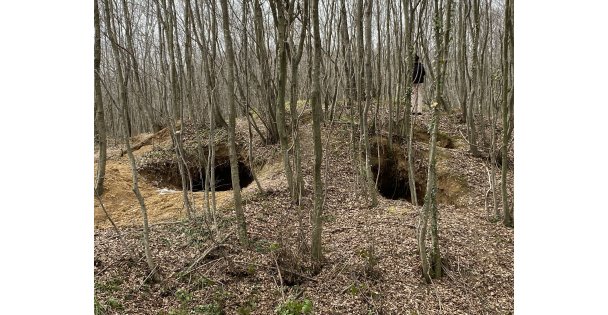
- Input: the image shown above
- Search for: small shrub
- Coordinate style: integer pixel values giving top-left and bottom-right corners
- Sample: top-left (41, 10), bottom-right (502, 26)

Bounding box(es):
top-left (167, 309), bottom-right (188, 315)
top-left (95, 278), bottom-right (122, 293)
top-left (106, 298), bottom-right (123, 311)
top-left (175, 288), bottom-right (193, 304)
top-left (237, 300), bottom-right (256, 315)
top-left (275, 298), bottom-right (313, 315)
top-left (358, 244), bottom-right (380, 279)
top-left (195, 303), bottom-right (224, 315)
top-left (94, 297), bottom-right (106, 315)
top-left (196, 276), bottom-right (216, 289)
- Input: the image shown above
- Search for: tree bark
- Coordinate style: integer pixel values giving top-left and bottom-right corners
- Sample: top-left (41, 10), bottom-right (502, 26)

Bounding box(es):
top-left (467, 0), bottom-right (481, 156)
top-left (220, 0), bottom-right (250, 246)
top-left (501, 0), bottom-right (513, 228)
top-left (94, 0), bottom-right (107, 196)
top-left (289, 0), bottom-right (309, 211)
top-left (363, 0), bottom-right (378, 207)
top-left (270, 0), bottom-right (295, 201)
top-left (253, 0), bottom-right (279, 144)
top-left (102, 0), bottom-right (158, 280)
top-left (403, 0), bottom-right (418, 206)
top-left (310, 0), bottom-right (325, 265)
top-left (243, 0), bottom-right (265, 195)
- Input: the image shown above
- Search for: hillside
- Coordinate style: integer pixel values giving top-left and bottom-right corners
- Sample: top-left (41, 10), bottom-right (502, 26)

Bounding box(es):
top-left (94, 108), bottom-right (514, 314)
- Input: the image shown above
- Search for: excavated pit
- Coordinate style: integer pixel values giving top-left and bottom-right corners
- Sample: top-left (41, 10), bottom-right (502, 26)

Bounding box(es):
top-left (138, 143), bottom-right (253, 192)
top-left (189, 160), bottom-right (253, 192)
top-left (370, 137), bottom-right (427, 203)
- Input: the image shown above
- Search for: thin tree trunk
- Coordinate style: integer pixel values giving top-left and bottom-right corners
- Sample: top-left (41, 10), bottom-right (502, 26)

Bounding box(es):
top-left (403, 0), bottom-right (418, 206)
top-left (243, 0), bottom-right (264, 195)
top-left (386, 2), bottom-right (394, 152)
top-left (467, 0), bottom-right (480, 156)
top-left (220, 0), bottom-right (250, 246)
top-left (418, 0), bottom-right (453, 282)
top-left (310, 0), bottom-right (325, 265)
top-left (289, 0), bottom-right (309, 242)
top-left (356, 0), bottom-right (366, 194)
top-left (253, 0), bottom-right (279, 144)
top-left (94, 0), bottom-right (107, 195)
top-left (501, 0), bottom-right (513, 228)
top-left (103, 0), bottom-right (158, 280)
top-left (363, 0), bottom-right (378, 207)
top-left (457, 0), bottom-right (469, 124)
top-left (426, 102), bottom-right (441, 280)
top-left (339, 0), bottom-right (358, 194)
top-left (270, 0), bottom-right (295, 201)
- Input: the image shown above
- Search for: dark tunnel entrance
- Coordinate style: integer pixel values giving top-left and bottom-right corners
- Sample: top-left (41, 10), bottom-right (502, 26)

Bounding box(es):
top-left (138, 145), bottom-right (255, 193)
top-left (191, 161), bottom-right (254, 192)
top-left (371, 157), bottom-right (425, 202)
top-left (370, 138), bottom-right (427, 204)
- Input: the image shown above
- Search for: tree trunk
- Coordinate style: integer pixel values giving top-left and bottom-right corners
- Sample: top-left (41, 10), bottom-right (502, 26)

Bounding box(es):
top-left (363, 0), bottom-right (378, 207)
top-left (355, 0), bottom-right (366, 193)
top-left (403, 0), bottom-right (417, 206)
top-left (159, 0), bottom-right (193, 220)
top-left (102, 0), bottom-right (158, 280)
top-left (270, 0), bottom-right (295, 201)
top-left (220, 0), bottom-right (250, 246)
top-left (501, 0), bottom-right (513, 228)
top-left (310, 0), bottom-right (325, 265)
top-left (94, 0), bottom-right (107, 196)
top-left (339, 0), bottom-right (359, 194)
top-left (418, 0), bottom-right (453, 282)
top-left (290, 0), bottom-right (309, 215)
top-left (253, 0), bottom-right (279, 144)
top-left (467, 0), bottom-right (480, 156)
top-left (243, 0), bottom-right (264, 195)
top-left (457, 0), bottom-right (469, 124)
top-left (386, 2), bottom-right (393, 152)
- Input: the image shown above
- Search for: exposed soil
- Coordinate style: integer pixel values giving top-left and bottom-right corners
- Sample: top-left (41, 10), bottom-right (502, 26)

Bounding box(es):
top-left (94, 107), bottom-right (514, 314)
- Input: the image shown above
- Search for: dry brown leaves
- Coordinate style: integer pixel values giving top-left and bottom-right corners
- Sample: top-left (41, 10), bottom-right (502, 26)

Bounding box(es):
top-left (94, 110), bottom-right (513, 314)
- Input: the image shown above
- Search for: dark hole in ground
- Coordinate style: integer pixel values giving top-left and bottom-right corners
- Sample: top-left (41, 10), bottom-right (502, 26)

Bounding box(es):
top-left (139, 145), bottom-right (254, 192)
top-left (191, 161), bottom-right (253, 192)
top-left (370, 138), bottom-right (427, 203)
top-left (371, 157), bottom-right (426, 202)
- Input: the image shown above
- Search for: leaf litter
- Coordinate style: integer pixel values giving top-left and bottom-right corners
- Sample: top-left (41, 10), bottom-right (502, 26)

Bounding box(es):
top-left (94, 109), bottom-right (513, 314)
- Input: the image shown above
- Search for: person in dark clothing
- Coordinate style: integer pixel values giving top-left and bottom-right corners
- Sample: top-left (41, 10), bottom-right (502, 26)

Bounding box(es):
top-left (411, 54), bottom-right (426, 115)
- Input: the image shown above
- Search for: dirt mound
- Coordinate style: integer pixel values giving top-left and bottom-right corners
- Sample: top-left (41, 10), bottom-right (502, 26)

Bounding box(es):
top-left (94, 120), bottom-right (276, 229)
top-left (95, 111), bottom-right (514, 314)
top-left (369, 136), bottom-right (468, 206)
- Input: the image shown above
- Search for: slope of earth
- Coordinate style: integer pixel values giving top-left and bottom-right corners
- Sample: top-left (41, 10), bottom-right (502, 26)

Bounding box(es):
top-left (94, 108), bottom-right (514, 314)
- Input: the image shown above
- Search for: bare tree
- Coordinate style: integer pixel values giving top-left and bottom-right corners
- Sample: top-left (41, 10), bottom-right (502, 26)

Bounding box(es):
top-left (253, 0), bottom-right (279, 144)
top-left (338, 0), bottom-right (359, 193)
top-left (269, 0), bottom-right (295, 201)
top-left (289, 0), bottom-right (309, 247)
top-left (220, 0), bottom-right (250, 246)
top-left (363, 0), bottom-right (378, 207)
top-left (310, 0), bottom-right (325, 265)
top-left (418, 0), bottom-right (453, 283)
top-left (243, 0), bottom-right (265, 195)
top-left (467, 0), bottom-right (481, 156)
top-left (403, 0), bottom-right (418, 207)
top-left (501, 0), bottom-right (513, 228)
top-left (102, 0), bottom-right (158, 281)
top-left (94, 0), bottom-right (107, 195)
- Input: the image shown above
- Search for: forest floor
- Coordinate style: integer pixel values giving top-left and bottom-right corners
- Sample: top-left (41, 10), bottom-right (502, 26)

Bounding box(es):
top-left (94, 105), bottom-right (514, 314)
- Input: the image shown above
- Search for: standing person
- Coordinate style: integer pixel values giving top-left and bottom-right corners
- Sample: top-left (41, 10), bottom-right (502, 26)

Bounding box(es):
top-left (412, 54), bottom-right (426, 115)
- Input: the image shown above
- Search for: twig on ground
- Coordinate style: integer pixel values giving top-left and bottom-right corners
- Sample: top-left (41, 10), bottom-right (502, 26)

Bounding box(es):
top-left (274, 255), bottom-right (285, 300)
top-left (95, 189), bottom-right (133, 258)
top-left (183, 231), bottom-right (233, 276)
top-left (234, 260), bottom-right (318, 282)
top-left (139, 265), bottom-right (159, 289)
